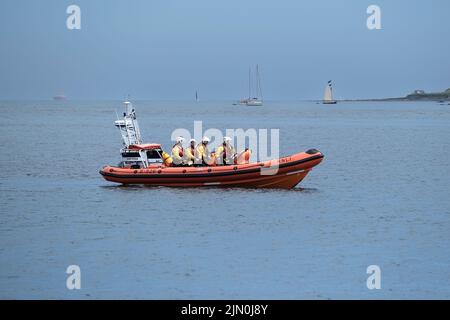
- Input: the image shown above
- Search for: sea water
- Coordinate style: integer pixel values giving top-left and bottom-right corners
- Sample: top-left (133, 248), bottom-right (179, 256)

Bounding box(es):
top-left (0, 100), bottom-right (449, 299)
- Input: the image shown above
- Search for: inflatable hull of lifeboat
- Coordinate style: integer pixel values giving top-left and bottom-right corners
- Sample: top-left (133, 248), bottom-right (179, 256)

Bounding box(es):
top-left (99, 149), bottom-right (324, 189)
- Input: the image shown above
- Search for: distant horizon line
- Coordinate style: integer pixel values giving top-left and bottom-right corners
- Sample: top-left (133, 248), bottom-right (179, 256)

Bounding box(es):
top-left (1, 87), bottom-right (448, 102)
top-left (0, 98), bottom-right (390, 102)
top-left (0, 98), bottom-right (443, 103)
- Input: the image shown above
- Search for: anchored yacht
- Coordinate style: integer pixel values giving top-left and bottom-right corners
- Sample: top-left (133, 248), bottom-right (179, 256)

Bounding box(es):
top-left (238, 65), bottom-right (263, 106)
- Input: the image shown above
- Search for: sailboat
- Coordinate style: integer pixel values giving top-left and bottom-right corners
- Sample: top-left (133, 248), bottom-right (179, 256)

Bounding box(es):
top-left (239, 65), bottom-right (263, 106)
top-left (195, 90), bottom-right (199, 102)
top-left (323, 80), bottom-right (337, 104)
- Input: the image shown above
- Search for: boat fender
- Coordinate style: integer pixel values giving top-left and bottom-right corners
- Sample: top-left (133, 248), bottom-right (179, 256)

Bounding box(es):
top-left (235, 149), bottom-right (251, 164)
top-left (209, 152), bottom-right (217, 167)
top-left (162, 151), bottom-right (173, 166)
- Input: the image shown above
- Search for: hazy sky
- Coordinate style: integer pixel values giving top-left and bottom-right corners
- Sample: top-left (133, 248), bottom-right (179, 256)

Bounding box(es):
top-left (0, 0), bottom-right (449, 100)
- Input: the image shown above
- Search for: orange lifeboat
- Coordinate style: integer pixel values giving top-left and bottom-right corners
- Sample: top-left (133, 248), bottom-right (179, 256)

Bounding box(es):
top-left (100, 149), bottom-right (324, 189)
top-left (101, 100), bottom-right (324, 189)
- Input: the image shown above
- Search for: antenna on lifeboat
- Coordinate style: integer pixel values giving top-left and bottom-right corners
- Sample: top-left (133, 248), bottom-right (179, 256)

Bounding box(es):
top-left (124, 94), bottom-right (131, 114)
top-left (114, 96), bottom-right (143, 147)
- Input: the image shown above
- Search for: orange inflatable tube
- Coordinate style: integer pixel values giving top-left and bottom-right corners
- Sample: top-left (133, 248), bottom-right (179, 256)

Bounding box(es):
top-left (99, 149), bottom-right (324, 189)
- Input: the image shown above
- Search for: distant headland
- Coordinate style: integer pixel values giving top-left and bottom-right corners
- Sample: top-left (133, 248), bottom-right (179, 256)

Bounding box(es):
top-left (347, 88), bottom-right (450, 102)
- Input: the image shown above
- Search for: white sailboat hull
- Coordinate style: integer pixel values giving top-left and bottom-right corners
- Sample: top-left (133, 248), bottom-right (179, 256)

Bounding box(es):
top-left (246, 99), bottom-right (263, 106)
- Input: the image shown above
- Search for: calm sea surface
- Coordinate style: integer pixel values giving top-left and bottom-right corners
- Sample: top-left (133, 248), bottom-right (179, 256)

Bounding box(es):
top-left (0, 100), bottom-right (449, 299)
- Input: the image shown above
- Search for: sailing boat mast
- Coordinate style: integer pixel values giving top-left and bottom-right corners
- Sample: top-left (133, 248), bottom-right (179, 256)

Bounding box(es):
top-left (256, 64), bottom-right (263, 101)
top-left (238, 65), bottom-right (263, 106)
top-left (248, 67), bottom-right (252, 100)
top-left (245, 65), bottom-right (263, 106)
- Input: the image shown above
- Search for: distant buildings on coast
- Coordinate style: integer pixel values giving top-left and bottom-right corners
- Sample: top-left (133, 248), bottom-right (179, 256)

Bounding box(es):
top-left (343, 87), bottom-right (450, 102)
top-left (405, 88), bottom-right (450, 101)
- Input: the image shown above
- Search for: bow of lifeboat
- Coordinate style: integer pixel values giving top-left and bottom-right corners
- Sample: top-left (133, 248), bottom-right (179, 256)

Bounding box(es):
top-left (100, 149), bottom-right (324, 189)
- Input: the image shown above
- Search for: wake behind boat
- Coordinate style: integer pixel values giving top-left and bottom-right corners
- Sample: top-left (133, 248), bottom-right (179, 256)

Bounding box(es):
top-left (99, 101), bottom-right (324, 189)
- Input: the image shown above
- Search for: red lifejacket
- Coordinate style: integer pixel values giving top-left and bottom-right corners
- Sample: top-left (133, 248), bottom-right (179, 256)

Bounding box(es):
top-left (223, 144), bottom-right (227, 159)
top-left (173, 144), bottom-right (184, 157)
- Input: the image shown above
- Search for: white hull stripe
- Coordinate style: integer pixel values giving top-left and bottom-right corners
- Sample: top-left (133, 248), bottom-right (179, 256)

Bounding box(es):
top-left (203, 182), bottom-right (221, 186)
top-left (286, 169), bottom-right (305, 176)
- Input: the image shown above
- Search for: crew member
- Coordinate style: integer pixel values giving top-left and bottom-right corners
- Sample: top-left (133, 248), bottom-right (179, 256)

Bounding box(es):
top-left (216, 136), bottom-right (236, 165)
top-left (195, 136), bottom-right (213, 166)
top-left (184, 138), bottom-right (196, 166)
top-left (171, 136), bottom-right (185, 166)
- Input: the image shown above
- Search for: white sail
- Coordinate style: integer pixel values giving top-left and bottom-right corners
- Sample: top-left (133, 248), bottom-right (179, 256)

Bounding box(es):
top-left (324, 82), bottom-right (333, 101)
